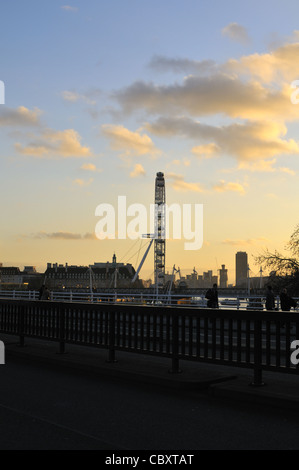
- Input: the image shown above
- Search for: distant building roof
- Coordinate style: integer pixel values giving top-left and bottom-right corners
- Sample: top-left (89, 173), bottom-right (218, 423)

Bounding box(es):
top-left (45, 264), bottom-right (136, 278)
top-left (0, 267), bottom-right (21, 275)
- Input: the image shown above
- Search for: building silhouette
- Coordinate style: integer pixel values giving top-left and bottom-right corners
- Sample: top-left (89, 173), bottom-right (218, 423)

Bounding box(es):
top-left (45, 255), bottom-right (139, 290)
top-left (219, 264), bottom-right (228, 289)
top-left (236, 252), bottom-right (248, 287)
top-left (179, 269), bottom-right (218, 289)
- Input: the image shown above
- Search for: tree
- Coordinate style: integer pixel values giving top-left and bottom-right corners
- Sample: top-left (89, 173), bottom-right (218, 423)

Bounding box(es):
top-left (255, 224), bottom-right (299, 295)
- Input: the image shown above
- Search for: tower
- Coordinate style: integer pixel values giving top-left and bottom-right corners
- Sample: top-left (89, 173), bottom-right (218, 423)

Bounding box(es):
top-left (219, 264), bottom-right (228, 289)
top-left (154, 172), bottom-right (166, 289)
top-left (236, 252), bottom-right (248, 287)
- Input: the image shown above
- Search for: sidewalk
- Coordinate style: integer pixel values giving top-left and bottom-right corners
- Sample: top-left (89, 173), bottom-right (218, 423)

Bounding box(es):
top-left (1, 333), bottom-right (299, 410)
top-left (210, 372), bottom-right (299, 411)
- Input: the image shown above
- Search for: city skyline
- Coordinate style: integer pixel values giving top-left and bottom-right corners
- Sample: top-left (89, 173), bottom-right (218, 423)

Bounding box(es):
top-left (1, 1), bottom-right (299, 285)
top-left (0, 251), bottom-right (264, 288)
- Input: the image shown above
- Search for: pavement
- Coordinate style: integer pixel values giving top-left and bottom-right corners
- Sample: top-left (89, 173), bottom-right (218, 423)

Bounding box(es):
top-left (1, 333), bottom-right (299, 412)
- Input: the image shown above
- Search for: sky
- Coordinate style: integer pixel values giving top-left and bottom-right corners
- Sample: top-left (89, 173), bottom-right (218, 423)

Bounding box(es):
top-left (1, 0), bottom-right (299, 284)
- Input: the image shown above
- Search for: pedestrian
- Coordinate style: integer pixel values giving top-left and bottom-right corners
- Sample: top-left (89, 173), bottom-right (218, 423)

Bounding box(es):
top-left (266, 286), bottom-right (275, 311)
top-left (39, 284), bottom-right (45, 300)
top-left (41, 286), bottom-right (50, 301)
top-left (205, 283), bottom-right (219, 309)
top-left (280, 288), bottom-right (297, 311)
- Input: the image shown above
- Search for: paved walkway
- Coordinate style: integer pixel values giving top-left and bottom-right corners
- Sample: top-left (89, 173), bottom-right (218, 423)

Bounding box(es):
top-left (1, 334), bottom-right (299, 449)
top-left (1, 333), bottom-right (299, 410)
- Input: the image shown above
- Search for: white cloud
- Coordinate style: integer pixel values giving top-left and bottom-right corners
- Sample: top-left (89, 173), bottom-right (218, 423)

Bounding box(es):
top-left (278, 167), bottom-right (296, 175)
top-left (61, 89), bottom-right (101, 105)
top-left (73, 178), bottom-right (94, 187)
top-left (102, 124), bottom-right (160, 158)
top-left (130, 164), bottom-right (146, 178)
top-left (166, 173), bottom-right (204, 193)
top-left (81, 163), bottom-right (102, 173)
top-left (15, 128), bottom-right (92, 158)
top-left (192, 143), bottom-right (220, 159)
top-left (0, 106), bottom-right (42, 127)
top-left (146, 116), bottom-right (299, 164)
top-left (222, 23), bottom-right (250, 45)
top-left (61, 5), bottom-right (78, 12)
top-left (214, 180), bottom-right (246, 195)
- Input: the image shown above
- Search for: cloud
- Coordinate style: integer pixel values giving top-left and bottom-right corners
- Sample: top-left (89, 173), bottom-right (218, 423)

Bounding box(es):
top-left (170, 159), bottom-right (191, 167)
top-left (15, 129), bottom-right (92, 158)
top-left (278, 167), bottom-right (296, 175)
top-left (31, 231), bottom-right (95, 240)
top-left (222, 23), bottom-right (250, 44)
top-left (213, 180), bottom-right (246, 195)
top-left (102, 124), bottom-right (160, 157)
top-left (226, 42), bottom-right (299, 85)
top-left (61, 91), bottom-right (81, 102)
top-left (73, 178), bottom-right (94, 187)
top-left (166, 173), bottom-right (204, 193)
top-left (148, 55), bottom-right (217, 75)
top-left (130, 164), bottom-right (146, 178)
top-left (146, 116), bottom-right (299, 164)
top-left (61, 88), bottom-right (101, 105)
top-left (114, 75), bottom-right (297, 122)
top-left (115, 37), bottom-right (299, 123)
top-left (192, 143), bottom-right (220, 159)
top-left (239, 159), bottom-right (296, 174)
top-left (61, 5), bottom-right (78, 12)
top-left (0, 106), bottom-right (42, 127)
top-left (238, 159), bottom-right (277, 172)
top-left (222, 237), bottom-right (269, 246)
top-left (80, 163), bottom-right (102, 173)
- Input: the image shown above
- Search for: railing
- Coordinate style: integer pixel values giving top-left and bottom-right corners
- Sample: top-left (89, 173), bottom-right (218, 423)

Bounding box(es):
top-left (0, 290), bottom-right (298, 311)
top-left (0, 299), bottom-right (299, 386)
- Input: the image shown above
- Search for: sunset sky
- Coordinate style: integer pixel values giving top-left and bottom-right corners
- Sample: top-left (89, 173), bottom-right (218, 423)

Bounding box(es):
top-left (1, 0), bottom-right (299, 283)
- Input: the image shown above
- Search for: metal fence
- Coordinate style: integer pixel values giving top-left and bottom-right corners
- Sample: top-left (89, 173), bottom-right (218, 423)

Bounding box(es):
top-left (0, 290), bottom-right (298, 311)
top-left (0, 299), bottom-right (299, 385)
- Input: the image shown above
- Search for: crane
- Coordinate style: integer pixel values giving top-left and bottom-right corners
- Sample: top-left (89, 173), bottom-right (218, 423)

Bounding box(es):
top-left (166, 265), bottom-right (181, 304)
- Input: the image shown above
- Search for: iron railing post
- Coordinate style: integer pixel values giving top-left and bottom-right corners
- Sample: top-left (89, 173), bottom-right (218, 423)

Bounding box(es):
top-left (170, 312), bottom-right (181, 373)
top-left (107, 310), bottom-right (117, 363)
top-left (250, 319), bottom-right (265, 387)
top-left (19, 303), bottom-right (25, 347)
top-left (58, 305), bottom-right (66, 354)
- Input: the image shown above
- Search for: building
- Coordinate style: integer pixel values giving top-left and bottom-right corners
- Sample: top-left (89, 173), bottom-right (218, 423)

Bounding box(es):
top-left (186, 268), bottom-right (199, 288)
top-left (0, 265), bottom-right (43, 289)
top-left (219, 265), bottom-right (228, 289)
top-left (45, 255), bottom-right (139, 290)
top-left (0, 266), bottom-right (23, 286)
top-left (178, 269), bottom-right (218, 289)
top-left (236, 252), bottom-right (248, 287)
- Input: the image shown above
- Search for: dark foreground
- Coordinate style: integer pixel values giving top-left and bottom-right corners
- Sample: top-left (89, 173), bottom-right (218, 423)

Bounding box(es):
top-left (1, 352), bottom-right (299, 450)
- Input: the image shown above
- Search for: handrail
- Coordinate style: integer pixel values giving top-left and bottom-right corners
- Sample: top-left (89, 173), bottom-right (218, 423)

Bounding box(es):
top-left (0, 299), bottom-right (299, 386)
top-left (0, 290), bottom-right (298, 312)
